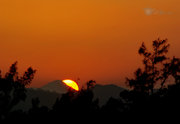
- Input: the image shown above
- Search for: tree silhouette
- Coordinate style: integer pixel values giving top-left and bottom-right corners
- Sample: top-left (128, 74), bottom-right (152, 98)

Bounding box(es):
top-left (0, 62), bottom-right (36, 120)
top-left (122, 38), bottom-right (180, 120)
top-left (27, 98), bottom-right (49, 121)
top-left (161, 56), bottom-right (180, 86)
top-left (86, 80), bottom-right (96, 90)
top-left (52, 80), bottom-right (99, 120)
top-left (126, 39), bottom-right (173, 94)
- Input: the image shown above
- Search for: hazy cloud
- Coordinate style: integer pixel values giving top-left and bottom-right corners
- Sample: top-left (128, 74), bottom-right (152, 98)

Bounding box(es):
top-left (144, 8), bottom-right (173, 16)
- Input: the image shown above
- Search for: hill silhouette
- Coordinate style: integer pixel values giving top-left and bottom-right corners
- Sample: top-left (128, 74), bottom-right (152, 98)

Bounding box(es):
top-left (41, 80), bottom-right (125, 106)
top-left (14, 81), bottom-right (125, 111)
top-left (93, 84), bottom-right (125, 106)
top-left (14, 88), bottom-right (61, 111)
top-left (40, 80), bottom-right (67, 94)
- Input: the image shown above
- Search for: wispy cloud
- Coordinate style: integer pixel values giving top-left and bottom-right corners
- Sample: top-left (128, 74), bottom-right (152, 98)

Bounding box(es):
top-left (144, 8), bottom-right (173, 16)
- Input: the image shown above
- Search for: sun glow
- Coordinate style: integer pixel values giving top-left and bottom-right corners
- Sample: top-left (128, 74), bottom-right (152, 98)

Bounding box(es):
top-left (62, 79), bottom-right (79, 91)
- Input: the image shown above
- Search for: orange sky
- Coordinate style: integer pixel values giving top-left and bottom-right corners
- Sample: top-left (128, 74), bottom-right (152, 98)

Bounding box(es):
top-left (0, 0), bottom-right (180, 87)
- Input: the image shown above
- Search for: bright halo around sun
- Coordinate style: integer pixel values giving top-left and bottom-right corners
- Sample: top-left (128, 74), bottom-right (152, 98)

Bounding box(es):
top-left (62, 79), bottom-right (79, 91)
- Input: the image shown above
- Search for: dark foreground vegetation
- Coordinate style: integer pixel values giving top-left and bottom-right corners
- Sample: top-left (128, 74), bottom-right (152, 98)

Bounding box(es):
top-left (0, 38), bottom-right (180, 122)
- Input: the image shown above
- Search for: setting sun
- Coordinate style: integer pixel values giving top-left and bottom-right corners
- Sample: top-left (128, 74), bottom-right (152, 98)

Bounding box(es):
top-left (62, 79), bottom-right (79, 91)
top-left (0, 0), bottom-right (180, 122)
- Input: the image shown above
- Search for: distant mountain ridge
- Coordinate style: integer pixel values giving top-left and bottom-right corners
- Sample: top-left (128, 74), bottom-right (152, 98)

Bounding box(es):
top-left (41, 80), bottom-right (67, 94)
top-left (93, 84), bottom-right (125, 106)
top-left (40, 80), bottom-right (126, 106)
top-left (14, 88), bottom-right (61, 111)
top-left (14, 80), bottom-right (126, 111)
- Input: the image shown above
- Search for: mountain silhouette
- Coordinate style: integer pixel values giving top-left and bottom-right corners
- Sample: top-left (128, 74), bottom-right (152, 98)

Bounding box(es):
top-left (41, 80), bottom-right (125, 106)
top-left (93, 84), bottom-right (125, 106)
top-left (14, 80), bottom-right (125, 111)
top-left (14, 88), bottom-right (61, 111)
top-left (40, 80), bottom-right (67, 94)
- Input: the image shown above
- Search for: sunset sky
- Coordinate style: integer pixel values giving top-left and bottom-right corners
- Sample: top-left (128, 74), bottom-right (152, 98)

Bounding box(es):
top-left (0, 0), bottom-right (180, 87)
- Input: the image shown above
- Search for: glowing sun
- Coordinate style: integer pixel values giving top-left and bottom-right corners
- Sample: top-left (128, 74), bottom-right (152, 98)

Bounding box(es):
top-left (62, 79), bottom-right (79, 91)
